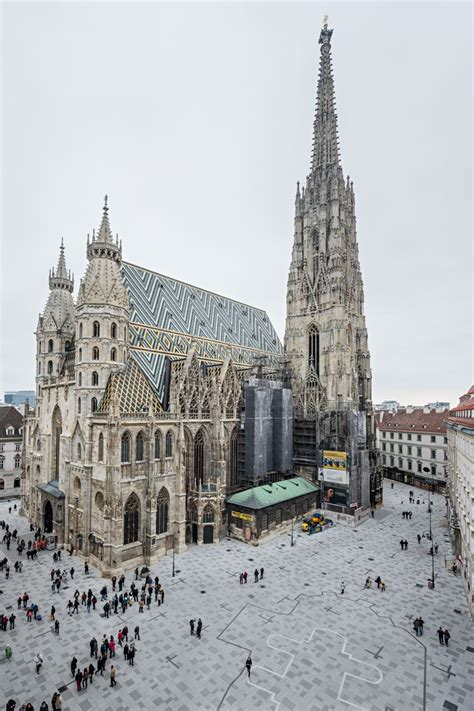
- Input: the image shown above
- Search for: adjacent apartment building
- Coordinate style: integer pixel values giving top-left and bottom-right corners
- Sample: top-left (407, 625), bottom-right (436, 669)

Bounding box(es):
top-left (446, 386), bottom-right (474, 617)
top-left (375, 407), bottom-right (448, 492)
top-left (0, 406), bottom-right (23, 496)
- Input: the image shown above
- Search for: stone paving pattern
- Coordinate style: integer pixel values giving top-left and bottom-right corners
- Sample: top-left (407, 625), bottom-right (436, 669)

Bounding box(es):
top-left (0, 481), bottom-right (473, 710)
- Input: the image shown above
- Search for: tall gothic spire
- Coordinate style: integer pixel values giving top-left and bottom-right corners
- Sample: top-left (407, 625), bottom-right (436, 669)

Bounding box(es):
top-left (97, 194), bottom-right (113, 243)
top-left (310, 16), bottom-right (341, 175)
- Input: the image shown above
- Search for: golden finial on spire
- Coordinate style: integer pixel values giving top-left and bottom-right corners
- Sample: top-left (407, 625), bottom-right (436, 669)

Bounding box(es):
top-left (323, 15), bottom-right (329, 30)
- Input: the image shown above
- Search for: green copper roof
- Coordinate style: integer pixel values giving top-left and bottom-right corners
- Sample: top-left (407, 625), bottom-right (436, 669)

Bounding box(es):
top-left (226, 477), bottom-right (318, 510)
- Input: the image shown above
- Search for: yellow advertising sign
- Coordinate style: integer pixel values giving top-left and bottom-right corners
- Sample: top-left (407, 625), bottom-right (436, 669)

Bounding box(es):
top-left (232, 511), bottom-right (254, 522)
top-left (323, 450), bottom-right (347, 471)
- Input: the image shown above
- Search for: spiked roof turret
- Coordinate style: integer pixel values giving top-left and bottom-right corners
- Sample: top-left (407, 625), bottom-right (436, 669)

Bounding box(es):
top-left (86, 195), bottom-right (122, 263)
top-left (49, 239), bottom-right (74, 292)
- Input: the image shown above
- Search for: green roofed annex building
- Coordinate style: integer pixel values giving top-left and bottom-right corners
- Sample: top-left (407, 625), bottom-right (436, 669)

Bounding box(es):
top-left (227, 477), bottom-right (319, 543)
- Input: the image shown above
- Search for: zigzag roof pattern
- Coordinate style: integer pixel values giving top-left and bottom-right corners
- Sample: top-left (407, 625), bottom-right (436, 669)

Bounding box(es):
top-left (121, 262), bottom-right (282, 405)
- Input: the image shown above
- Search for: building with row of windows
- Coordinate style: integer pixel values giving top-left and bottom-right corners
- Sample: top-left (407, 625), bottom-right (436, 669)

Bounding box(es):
top-left (446, 386), bottom-right (474, 616)
top-left (0, 406), bottom-right (23, 495)
top-left (375, 408), bottom-right (448, 491)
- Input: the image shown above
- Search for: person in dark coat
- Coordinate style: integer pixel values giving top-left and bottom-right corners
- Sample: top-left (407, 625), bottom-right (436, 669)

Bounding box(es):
top-left (196, 618), bottom-right (202, 639)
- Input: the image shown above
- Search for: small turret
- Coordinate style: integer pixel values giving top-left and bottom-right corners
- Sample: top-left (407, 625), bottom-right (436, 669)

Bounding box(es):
top-left (36, 241), bottom-right (75, 393)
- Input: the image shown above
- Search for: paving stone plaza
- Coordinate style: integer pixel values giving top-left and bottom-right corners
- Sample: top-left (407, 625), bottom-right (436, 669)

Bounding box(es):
top-left (1, 481), bottom-right (473, 711)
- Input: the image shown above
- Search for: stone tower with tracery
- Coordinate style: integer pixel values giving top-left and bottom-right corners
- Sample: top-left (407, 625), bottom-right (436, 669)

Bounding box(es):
top-left (284, 18), bottom-right (382, 510)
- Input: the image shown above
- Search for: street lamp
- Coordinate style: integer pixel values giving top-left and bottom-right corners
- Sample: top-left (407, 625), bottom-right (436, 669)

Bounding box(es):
top-left (423, 467), bottom-right (435, 589)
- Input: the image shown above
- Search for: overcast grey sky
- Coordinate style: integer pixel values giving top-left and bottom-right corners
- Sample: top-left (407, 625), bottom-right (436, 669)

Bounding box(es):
top-left (1, 1), bottom-right (472, 406)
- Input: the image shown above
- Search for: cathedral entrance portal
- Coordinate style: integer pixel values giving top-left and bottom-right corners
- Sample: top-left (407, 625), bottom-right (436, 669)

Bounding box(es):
top-left (44, 500), bottom-right (53, 533)
top-left (203, 525), bottom-right (213, 544)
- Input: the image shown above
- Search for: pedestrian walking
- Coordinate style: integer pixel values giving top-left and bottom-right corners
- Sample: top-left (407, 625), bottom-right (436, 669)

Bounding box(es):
top-left (196, 618), bottom-right (202, 639)
top-left (243, 571), bottom-right (248, 584)
top-left (260, 567), bottom-right (264, 580)
top-left (443, 628), bottom-right (450, 646)
top-left (82, 667), bottom-right (89, 689)
top-left (71, 656), bottom-right (78, 677)
top-left (190, 619), bottom-right (195, 635)
top-left (75, 669), bottom-right (83, 691)
top-left (35, 652), bottom-right (43, 674)
top-left (413, 618), bottom-right (420, 636)
top-left (418, 617), bottom-right (424, 635)
top-left (340, 582), bottom-right (345, 594)
top-left (84, 561), bottom-right (89, 575)
top-left (134, 625), bottom-right (140, 640)
top-left (110, 665), bottom-right (117, 686)
top-left (239, 573), bottom-right (243, 585)
top-left (70, 567), bottom-right (75, 579)
top-left (434, 543), bottom-right (439, 554)
top-left (88, 662), bottom-right (95, 684)
top-left (437, 627), bottom-right (444, 645)
top-left (380, 581), bottom-right (386, 592)
top-left (254, 569), bottom-right (259, 582)
top-left (54, 620), bottom-right (60, 635)
top-left (417, 534), bottom-right (421, 544)
top-left (400, 539), bottom-right (404, 549)
top-left (245, 655), bottom-right (252, 677)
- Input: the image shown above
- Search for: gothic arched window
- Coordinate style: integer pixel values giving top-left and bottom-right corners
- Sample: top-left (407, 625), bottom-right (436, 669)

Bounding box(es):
top-left (194, 429), bottom-right (204, 485)
top-left (93, 321), bottom-right (100, 338)
top-left (77, 443), bottom-right (82, 460)
top-left (98, 433), bottom-right (104, 462)
top-left (123, 493), bottom-right (140, 545)
top-left (165, 431), bottom-right (173, 458)
top-left (154, 431), bottom-right (161, 460)
top-left (47, 361), bottom-right (53, 375)
top-left (92, 347), bottom-right (99, 360)
top-left (79, 322), bottom-right (83, 338)
top-left (156, 487), bottom-right (169, 535)
top-left (78, 372), bottom-right (82, 386)
top-left (38, 362), bottom-right (41, 374)
top-left (77, 397), bottom-right (81, 414)
top-left (308, 325), bottom-right (319, 375)
top-left (202, 504), bottom-right (214, 523)
top-left (92, 371), bottom-right (99, 386)
top-left (91, 397), bottom-right (98, 413)
top-left (78, 348), bottom-right (82, 362)
top-left (121, 432), bottom-right (130, 463)
top-left (111, 348), bottom-right (117, 362)
top-left (111, 322), bottom-right (117, 339)
top-left (48, 339), bottom-right (54, 353)
top-left (136, 431), bottom-right (144, 462)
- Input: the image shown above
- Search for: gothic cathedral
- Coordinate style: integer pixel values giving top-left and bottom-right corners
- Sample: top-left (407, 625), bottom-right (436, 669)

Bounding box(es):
top-left (22, 20), bottom-right (382, 575)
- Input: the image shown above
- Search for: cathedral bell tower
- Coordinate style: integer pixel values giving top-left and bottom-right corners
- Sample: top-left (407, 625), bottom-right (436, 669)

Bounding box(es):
top-left (36, 240), bottom-right (75, 396)
top-left (75, 197), bottom-right (130, 419)
top-left (284, 18), bottom-right (382, 510)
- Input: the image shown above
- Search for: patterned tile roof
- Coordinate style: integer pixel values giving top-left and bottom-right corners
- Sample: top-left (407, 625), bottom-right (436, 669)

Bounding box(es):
top-left (98, 357), bottom-right (163, 416)
top-left (122, 261), bottom-right (282, 403)
top-left (226, 477), bottom-right (318, 510)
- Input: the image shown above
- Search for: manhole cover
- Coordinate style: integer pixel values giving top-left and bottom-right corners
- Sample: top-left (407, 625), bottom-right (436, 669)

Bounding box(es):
top-left (201, 590), bottom-right (206, 594)
top-left (248, 558), bottom-right (254, 562)
top-left (368, 558), bottom-right (374, 561)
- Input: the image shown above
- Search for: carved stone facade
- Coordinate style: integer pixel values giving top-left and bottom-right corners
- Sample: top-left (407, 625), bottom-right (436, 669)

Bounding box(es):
top-left (22, 201), bottom-right (281, 576)
top-left (284, 21), bottom-right (382, 509)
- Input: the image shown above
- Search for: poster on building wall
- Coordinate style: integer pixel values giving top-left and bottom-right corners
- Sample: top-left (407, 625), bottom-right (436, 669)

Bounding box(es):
top-left (322, 450), bottom-right (348, 485)
top-left (322, 485), bottom-right (348, 506)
